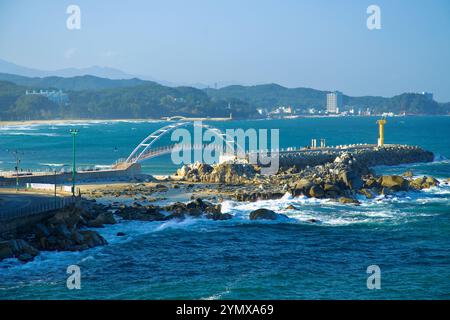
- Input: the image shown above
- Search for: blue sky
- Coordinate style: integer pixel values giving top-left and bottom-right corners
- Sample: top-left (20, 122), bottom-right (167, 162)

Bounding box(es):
top-left (0, 0), bottom-right (449, 101)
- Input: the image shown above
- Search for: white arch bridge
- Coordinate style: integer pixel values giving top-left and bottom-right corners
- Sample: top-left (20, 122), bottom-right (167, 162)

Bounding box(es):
top-left (113, 122), bottom-right (245, 167)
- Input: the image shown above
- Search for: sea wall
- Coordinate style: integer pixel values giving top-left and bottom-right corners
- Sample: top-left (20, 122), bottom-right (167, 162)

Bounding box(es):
top-left (277, 144), bottom-right (434, 169)
top-left (0, 163), bottom-right (142, 187)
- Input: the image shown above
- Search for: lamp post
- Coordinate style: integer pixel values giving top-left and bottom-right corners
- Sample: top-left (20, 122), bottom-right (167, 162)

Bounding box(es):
top-left (11, 150), bottom-right (22, 192)
top-left (70, 129), bottom-right (79, 196)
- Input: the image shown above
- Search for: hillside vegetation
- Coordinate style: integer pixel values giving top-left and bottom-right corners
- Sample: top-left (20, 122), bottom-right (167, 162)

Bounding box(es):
top-left (0, 73), bottom-right (448, 120)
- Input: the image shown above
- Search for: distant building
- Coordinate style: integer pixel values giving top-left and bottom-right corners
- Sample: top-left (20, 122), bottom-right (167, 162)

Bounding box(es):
top-left (270, 106), bottom-right (293, 115)
top-left (420, 92), bottom-right (433, 101)
top-left (256, 108), bottom-right (268, 116)
top-left (25, 89), bottom-right (69, 105)
top-left (326, 91), bottom-right (343, 114)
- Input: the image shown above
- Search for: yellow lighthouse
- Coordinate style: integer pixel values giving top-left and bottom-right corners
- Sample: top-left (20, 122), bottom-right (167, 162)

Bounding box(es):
top-left (377, 118), bottom-right (387, 146)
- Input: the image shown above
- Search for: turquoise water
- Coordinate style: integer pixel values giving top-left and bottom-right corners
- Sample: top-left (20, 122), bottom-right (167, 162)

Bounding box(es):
top-left (0, 116), bottom-right (449, 299)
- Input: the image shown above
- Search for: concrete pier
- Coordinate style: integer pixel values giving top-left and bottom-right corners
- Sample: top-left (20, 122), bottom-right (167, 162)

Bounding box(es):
top-left (0, 162), bottom-right (142, 187)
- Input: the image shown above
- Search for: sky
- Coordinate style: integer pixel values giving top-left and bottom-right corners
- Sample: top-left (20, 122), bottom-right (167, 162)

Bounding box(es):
top-left (0, 0), bottom-right (449, 101)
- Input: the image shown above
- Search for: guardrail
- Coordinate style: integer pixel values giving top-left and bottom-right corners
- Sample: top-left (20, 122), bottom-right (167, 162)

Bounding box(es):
top-left (0, 196), bottom-right (76, 221)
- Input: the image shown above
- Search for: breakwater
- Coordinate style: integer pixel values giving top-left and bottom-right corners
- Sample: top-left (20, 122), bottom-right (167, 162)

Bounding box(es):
top-left (276, 144), bottom-right (434, 169)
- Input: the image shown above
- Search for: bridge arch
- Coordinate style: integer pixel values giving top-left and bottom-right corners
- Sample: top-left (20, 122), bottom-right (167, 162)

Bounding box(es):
top-left (124, 122), bottom-right (244, 164)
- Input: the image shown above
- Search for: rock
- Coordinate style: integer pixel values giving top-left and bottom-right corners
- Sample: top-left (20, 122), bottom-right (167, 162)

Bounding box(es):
top-left (295, 178), bottom-right (313, 190)
top-left (364, 177), bottom-right (379, 188)
top-left (47, 206), bottom-right (82, 228)
top-left (204, 203), bottom-right (222, 214)
top-left (54, 224), bottom-right (72, 238)
top-left (359, 188), bottom-right (374, 199)
top-left (402, 170), bottom-right (414, 178)
top-left (323, 183), bottom-right (342, 197)
top-left (338, 197), bottom-right (360, 205)
top-left (0, 239), bottom-right (40, 262)
top-left (71, 231), bottom-right (85, 244)
top-left (285, 204), bottom-right (299, 210)
top-left (0, 241), bottom-right (14, 260)
top-left (410, 176), bottom-right (440, 189)
top-left (309, 185), bottom-right (325, 198)
top-left (378, 175), bottom-right (409, 191)
top-left (116, 232), bottom-right (126, 237)
top-left (154, 184), bottom-right (169, 192)
top-left (78, 230), bottom-right (108, 248)
top-left (87, 212), bottom-right (117, 227)
top-left (17, 253), bottom-right (34, 262)
top-left (34, 223), bottom-right (50, 238)
top-left (205, 212), bottom-right (233, 221)
top-left (249, 208), bottom-right (278, 220)
top-left (307, 218), bottom-right (320, 223)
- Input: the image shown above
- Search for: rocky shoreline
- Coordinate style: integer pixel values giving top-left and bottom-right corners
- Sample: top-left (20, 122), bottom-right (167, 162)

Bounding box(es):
top-left (174, 146), bottom-right (438, 203)
top-left (1, 144), bottom-right (446, 264)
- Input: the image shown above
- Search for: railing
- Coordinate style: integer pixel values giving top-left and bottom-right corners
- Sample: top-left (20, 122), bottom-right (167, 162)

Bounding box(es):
top-left (0, 196), bottom-right (76, 221)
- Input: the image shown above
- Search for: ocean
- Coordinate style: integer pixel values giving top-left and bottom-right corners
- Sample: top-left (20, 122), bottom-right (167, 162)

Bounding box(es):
top-left (0, 116), bottom-right (449, 299)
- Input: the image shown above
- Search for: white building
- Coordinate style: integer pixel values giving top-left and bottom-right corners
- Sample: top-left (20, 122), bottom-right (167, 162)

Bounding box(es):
top-left (25, 89), bottom-right (69, 105)
top-left (326, 91), bottom-right (343, 114)
top-left (420, 92), bottom-right (433, 101)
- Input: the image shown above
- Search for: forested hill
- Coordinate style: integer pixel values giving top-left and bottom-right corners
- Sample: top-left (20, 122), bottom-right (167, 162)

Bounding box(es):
top-left (205, 84), bottom-right (326, 109)
top-left (0, 73), bottom-right (449, 121)
top-left (0, 79), bottom-right (255, 120)
top-left (0, 73), bottom-right (149, 91)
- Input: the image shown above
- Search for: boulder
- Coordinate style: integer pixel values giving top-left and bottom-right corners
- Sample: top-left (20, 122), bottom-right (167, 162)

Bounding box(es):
top-left (359, 188), bottom-right (374, 199)
top-left (364, 177), bottom-right (379, 189)
top-left (323, 183), bottom-right (342, 197)
top-left (47, 205), bottom-right (83, 228)
top-left (78, 230), bottom-right (108, 248)
top-left (205, 212), bottom-right (233, 221)
top-left (0, 239), bottom-right (40, 262)
top-left (378, 175), bottom-right (409, 191)
top-left (402, 170), bottom-right (414, 178)
top-left (410, 176), bottom-right (440, 189)
top-left (87, 212), bottom-right (117, 227)
top-left (249, 208), bottom-right (278, 220)
top-left (0, 241), bottom-right (14, 260)
top-left (295, 178), bottom-right (313, 190)
top-left (309, 185), bottom-right (325, 198)
top-left (338, 197), bottom-right (360, 205)
top-left (154, 184), bottom-right (169, 192)
top-left (34, 223), bottom-right (50, 238)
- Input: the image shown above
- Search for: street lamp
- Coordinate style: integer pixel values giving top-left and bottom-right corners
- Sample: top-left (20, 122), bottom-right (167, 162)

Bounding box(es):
top-left (11, 150), bottom-right (22, 192)
top-left (70, 129), bottom-right (79, 196)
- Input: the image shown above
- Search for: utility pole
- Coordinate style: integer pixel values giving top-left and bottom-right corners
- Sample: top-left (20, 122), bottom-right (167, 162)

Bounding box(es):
top-left (70, 129), bottom-right (79, 196)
